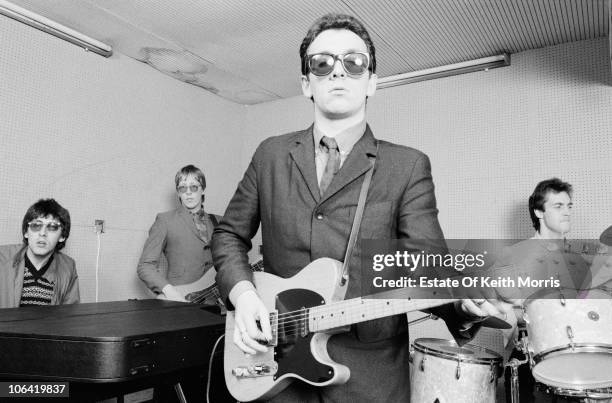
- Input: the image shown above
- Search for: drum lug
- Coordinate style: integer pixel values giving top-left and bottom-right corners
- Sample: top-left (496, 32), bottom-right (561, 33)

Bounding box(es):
top-left (566, 325), bottom-right (575, 350)
top-left (489, 361), bottom-right (496, 383)
top-left (559, 293), bottom-right (566, 306)
top-left (455, 361), bottom-right (461, 380)
top-left (420, 356), bottom-right (426, 372)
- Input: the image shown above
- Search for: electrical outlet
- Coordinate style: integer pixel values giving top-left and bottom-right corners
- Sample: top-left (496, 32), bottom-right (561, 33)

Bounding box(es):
top-left (94, 219), bottom-right (105, 233)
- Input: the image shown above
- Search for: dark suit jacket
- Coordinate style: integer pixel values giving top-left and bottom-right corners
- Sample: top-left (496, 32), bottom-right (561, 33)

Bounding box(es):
top-left (212, 125), bottom-right (471, 401)
top-left (137, 206), bottom-right (221, 293)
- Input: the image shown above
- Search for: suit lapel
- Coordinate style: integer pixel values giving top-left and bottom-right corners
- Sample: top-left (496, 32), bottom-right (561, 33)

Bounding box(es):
top-left (289, 125), bottom-right (320, 203)
top-left (319, 125), bottom-right (378, 204)
top-left (13, 251), bottom-right (26, 307)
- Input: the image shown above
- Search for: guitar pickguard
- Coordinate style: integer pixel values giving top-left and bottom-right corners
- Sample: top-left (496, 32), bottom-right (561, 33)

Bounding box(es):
top-left (274, 288), bottom-right (334, 383)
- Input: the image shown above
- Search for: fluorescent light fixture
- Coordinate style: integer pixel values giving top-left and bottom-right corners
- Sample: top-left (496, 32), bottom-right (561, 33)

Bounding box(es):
top-left (0, 0), bottom-right (112, 57)
top-left (377, 54), bottom-right (510, 89)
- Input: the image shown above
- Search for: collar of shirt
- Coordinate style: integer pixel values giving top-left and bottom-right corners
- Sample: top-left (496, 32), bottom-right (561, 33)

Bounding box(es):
top-left (24, 251), bottom-right (54, 279)
top-left (313, 119), bottom-right (367, 159)
top-left (189, 205), bottom-right (207, 220)
top-left (180, 203), bottom-right (205, 217)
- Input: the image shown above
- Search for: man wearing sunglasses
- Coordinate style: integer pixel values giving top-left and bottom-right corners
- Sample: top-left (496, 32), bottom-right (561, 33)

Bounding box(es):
top-left (137, 164), bottom-right (222, 302)
top-left (213, 14), bottom-right (503, 402)
top-left (0, 198), bottom-right (79, 308)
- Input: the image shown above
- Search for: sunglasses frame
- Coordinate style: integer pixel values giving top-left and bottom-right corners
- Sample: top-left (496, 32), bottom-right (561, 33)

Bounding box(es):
top-left (27, 221), bottom-right (62, 233)
top-left (177, 185), bottom-right (202, 194)
top-left (307, 52), bottom-right (370, 77)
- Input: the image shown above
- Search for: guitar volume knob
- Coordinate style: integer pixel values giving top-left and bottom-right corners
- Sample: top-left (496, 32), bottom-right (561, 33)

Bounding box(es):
top-left (232, 362), bottom-right (278, 378)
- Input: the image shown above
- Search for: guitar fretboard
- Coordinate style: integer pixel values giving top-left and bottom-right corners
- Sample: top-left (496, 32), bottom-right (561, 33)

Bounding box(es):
top-left (307, 297), bottom-right (457, 332)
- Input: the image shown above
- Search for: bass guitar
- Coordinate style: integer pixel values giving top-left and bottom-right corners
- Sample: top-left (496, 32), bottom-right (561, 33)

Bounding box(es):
top-left (158, 259), bottom-right (264, 305)
top-left (223, 257), bottom-right (459, 402)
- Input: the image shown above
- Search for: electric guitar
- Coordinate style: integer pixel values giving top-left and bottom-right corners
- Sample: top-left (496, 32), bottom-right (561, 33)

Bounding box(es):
top-left (158, 259), bottom-right (264, 305)
top-left (223, 258), bottom-right (459, 402)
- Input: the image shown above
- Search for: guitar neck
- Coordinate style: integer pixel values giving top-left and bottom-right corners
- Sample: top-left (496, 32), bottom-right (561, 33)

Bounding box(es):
top-left (308, 296), bottom-right (458, 332)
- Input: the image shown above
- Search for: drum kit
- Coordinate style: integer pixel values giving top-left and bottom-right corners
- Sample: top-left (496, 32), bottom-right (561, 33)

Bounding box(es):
top-left (409, 228), bottom-right (612, 402)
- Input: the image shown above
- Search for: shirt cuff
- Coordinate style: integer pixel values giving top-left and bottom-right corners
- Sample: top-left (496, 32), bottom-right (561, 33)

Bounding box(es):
top-left (229, 280), bottom-right (257, 307)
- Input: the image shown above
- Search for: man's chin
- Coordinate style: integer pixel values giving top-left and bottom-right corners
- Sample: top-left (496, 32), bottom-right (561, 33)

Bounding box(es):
top-left (322, 106), bottom-right (356, 120)
top-left (29, 246), bottom-right (54, 258)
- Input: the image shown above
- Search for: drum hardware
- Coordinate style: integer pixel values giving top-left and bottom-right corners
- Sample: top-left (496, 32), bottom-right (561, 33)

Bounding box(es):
top-left (536, 383), bottom-right (612, 401)
top-left (560, 292), bottom-right (566, 306)
top-left (419, 354), bottom-right (426, 371)
top-left (589, 311), bottom-right (600, 321)
top-left (407, 313), bottom-right (436, 326)
top-left (488, 361), bottom-right (496, 383)
top-left (567, 325), bottom-right (575, 350)
top-left (506, 357), bottom-right (529, 403)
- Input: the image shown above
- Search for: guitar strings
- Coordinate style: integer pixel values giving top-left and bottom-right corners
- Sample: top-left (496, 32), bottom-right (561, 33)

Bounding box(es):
top-left (190, 287), bottom-right (221, 303)
top-left (268, 298), bottom-right (450, 337)
top-left (263, 301), bottom-right (403, 338)
top-left (270, 299), bottom-right (408, 331)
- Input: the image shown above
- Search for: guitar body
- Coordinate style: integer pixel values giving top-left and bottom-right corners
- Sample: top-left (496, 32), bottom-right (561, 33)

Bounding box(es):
top-left (156, 268), bottom-right (218, 302)
top-left (175, 268), bottom-right (218, 298)
top-left (157, 260), bottom-right (264, 304)
top-left (224, 258), bottom-right (350, 402)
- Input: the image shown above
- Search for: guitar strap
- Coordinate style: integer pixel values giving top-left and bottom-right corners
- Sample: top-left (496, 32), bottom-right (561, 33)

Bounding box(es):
top-left (208, 214), bottom-right (219, 227)
top-left (340, 142), bottom-right (378, 286)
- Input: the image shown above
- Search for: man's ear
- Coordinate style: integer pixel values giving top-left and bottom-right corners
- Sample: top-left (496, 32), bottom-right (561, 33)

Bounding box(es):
top-left (301, 75), bottom-right (312, 99)
top-left (59, 237), bottom-right (65, 243)
top-left (535, 209), bottom-right (544, 219)
top-left (366, 73), bottom-right (378, 97)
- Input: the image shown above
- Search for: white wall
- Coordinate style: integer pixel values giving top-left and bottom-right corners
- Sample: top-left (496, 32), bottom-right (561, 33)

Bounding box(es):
top-left (2, 12), bottom-right (610, 303)
top-left (0, 16), bottom-right (246, 302)
top-left (244, 37), bottom-right (612, 240)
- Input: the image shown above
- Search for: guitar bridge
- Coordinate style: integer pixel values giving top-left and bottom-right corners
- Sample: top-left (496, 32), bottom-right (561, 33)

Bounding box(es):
top-left (232, 361), bottom-right (278, 378)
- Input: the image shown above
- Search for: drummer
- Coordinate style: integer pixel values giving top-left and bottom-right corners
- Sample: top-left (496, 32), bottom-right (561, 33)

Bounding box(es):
top-left (500, 178), bottom-right (575, 402)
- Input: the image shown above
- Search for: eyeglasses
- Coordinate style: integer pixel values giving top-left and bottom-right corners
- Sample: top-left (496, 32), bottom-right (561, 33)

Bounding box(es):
top-left (307, 53), bottom-right (370, 76)
top-left (177, 185), bottom-right (201, 194)
top-left (27, 221), bottom-right (61, 233)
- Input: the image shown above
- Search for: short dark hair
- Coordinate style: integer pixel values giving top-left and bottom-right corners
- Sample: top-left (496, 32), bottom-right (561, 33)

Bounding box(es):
top-left (528, 178), bottom-right (573, 232)
top-left (175, 165), bottom-right (206, 190)
top-left (300, 13), bottom-right (376, 76)
top-left (22, 199), bottom-right (71, 251)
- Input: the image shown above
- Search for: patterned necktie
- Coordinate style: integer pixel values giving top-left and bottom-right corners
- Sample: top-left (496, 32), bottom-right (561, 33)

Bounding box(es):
top-left (319, 136), bottom-right (341, 196)
top-left (191, 209), bottom-right (209, 244)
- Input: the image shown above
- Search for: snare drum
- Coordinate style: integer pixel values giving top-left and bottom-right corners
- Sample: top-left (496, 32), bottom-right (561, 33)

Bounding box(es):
top-left (409, 338), bottom-right (502, 403)
top-left (523, 288), bottom-right (612, 390)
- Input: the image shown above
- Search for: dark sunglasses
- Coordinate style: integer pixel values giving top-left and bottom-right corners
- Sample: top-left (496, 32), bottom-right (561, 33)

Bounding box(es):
top-left (177, 185), bottom-right (201, 194)
top-left (307, 53), bottom-right (370, 76)
top-left (28, 221), bottom-right (61, 233)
